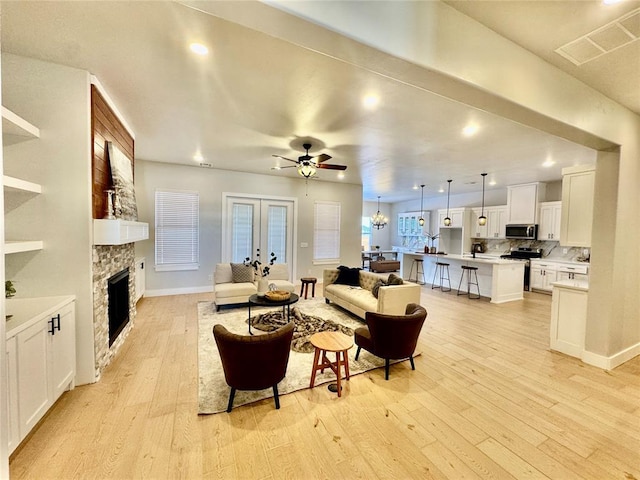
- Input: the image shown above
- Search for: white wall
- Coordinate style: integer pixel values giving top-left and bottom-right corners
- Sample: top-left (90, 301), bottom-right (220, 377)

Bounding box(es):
top-left (135, 160), bottom-right (363, 294)
top-left (2, 54), bottom-right (95, 384)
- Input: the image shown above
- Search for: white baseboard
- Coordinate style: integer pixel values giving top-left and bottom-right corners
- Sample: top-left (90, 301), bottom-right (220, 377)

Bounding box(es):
top-left (144, 286), bottom-right (213, 297)
top-left (582, 341), bottom-right (640, 370)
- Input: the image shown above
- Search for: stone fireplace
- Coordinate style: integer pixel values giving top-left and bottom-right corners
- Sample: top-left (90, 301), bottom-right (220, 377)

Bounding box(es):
top-left (92, 244), bottom-right (136, 379)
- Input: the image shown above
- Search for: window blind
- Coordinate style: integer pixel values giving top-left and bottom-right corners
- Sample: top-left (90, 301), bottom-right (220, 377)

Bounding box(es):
top-left (231, 203), bottom-right (253, 263)
top-left (155, 189), bottom-right (199, 271)
top-left (313, 201), bottom-right (340, 263)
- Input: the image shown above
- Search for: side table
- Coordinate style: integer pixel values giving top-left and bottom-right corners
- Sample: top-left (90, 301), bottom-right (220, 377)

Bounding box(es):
top-left (300, 277), bottom-right (317, 299)
top-left (309, 331), bottom-right (353, 397)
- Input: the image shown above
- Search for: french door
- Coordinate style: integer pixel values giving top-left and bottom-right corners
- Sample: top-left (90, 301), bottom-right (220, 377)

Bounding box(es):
top-left (222, 194), bottom-right (296, 277)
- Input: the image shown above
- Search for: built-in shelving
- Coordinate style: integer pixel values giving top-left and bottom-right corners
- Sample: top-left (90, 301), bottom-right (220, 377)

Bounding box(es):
top-left (2, 106), bottom-right (40, 145)
top-left (5, 241), bottom-right (44, 254)
top-left (3, 106), bottom-right (43, 256)
top-left (3, 175), bottom-right (42, 194)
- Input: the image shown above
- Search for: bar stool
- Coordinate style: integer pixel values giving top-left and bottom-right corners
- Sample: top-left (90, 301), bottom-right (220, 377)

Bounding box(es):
top-left (457, 265), bottom-right (480, 299)
top-left (300, 277), bottom-right (317, 299)
top-left (432, 262), bottom-right (451, 292)
top-left (409, 259), bottom-right (426, 285)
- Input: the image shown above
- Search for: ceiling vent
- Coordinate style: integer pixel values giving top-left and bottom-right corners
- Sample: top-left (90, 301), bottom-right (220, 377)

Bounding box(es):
top-left (555, 7), bottom-right (640, 65)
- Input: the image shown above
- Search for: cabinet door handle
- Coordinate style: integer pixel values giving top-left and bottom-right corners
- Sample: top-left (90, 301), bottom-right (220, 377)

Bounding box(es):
top-left (48, 318), bottom-right (56, 335)
top-left (55, 313), bottom-right (61, 331)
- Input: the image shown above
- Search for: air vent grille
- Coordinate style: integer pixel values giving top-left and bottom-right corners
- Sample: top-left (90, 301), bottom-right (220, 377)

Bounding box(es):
top-left (556, 7), bottom-right (639, 65)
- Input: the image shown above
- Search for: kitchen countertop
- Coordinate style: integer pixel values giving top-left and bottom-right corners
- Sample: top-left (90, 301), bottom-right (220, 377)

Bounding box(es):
top-left (401, 251), bottom-right (519, 266)
top-left (552, 280), bottom-right (589, 292)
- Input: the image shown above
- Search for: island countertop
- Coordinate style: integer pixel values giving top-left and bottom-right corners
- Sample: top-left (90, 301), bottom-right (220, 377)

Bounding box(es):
top-left (402, 251), bottom-right (516, 265)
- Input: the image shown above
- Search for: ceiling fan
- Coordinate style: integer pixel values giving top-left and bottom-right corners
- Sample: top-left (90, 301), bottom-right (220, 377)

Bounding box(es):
top-left (272, 143), bottom-right (347, 178)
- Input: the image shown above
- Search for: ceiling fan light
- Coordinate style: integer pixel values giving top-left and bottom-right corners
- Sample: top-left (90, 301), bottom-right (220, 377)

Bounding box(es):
top-left (298, 163), bottom-right (316, 178)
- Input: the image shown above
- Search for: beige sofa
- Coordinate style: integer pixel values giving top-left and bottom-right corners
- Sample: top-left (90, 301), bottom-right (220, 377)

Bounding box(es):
top-left (323, 269), bottom-right (421, 320)
top-left (214, 263), bottom-right (295, 311)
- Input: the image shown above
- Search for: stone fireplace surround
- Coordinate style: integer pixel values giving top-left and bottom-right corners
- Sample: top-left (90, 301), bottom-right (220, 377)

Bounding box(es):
top-left (93, 244), bottom-right (136, 379)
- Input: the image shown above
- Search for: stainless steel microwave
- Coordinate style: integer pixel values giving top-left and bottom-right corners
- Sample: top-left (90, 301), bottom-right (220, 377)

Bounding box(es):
top-left (505, 224), bottom-right (538, 240)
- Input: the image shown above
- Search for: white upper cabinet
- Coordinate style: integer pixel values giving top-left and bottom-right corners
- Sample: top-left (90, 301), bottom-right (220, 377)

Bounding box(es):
top-left (488, 206), bottom-right (508, 239)
top-left (470, 208), bottom-right (489, 238)
top-left (560, 165), bottom-right (595, 247)
top-left (507, 182), bottom-right (546, 225)
top-left (438, 207), bottom-right (468, 229)
top-left (539, 201), bottom-right (562, 241)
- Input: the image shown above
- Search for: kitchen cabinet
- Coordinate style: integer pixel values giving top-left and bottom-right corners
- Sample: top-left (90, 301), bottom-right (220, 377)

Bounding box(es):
top-left (135, 257), bottom-right (146, 302)
top-left (550, 281), bottom-right (589, 358)
top-left (560, 165), bottom-right (595, 247)
top-left (2, 106), bottom-right (43, 255)
top-left (507, 182), bottom-right (546, 224)
top-left (539, 201), bottom-right (562, 241)
top-left (556, 263), bottom-right (589, 283)
top-left (397, 211), bottom-right (429, 236)
top-left (530, 261), bottom-right (557, 293)
top-left (470, 206), bottom-right (507, 239)
top-left (438, 207), bottom-right (468, 229)
top-left (6, 296), bottom-right (76, 454)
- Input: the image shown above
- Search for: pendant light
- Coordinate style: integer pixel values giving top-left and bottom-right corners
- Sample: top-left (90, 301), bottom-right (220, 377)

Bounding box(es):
top-left (418, 184), bottom-right (425, 226)
top-left (478, 173), bottom-right (487, 226)
top-left (443, 179), bottom-right (452, 226)
top-left (372, 196), bottom-right (388, 230)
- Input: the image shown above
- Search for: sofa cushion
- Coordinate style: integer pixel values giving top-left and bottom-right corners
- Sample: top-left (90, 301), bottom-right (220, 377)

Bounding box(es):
top-left (231, 263), bottom-right (255, 283)
top-left (372, 279), bottom-right (387, 298)
top-left (325, 284), bottom-right (377, 312)
top-left (336, 266), bottom-right (361, 286)
top-left (387, 273), bottom-right (404, 285)
top-left (215, 282), bottom-right (256, 299)
top-left (267, 279), bottom-right (295, 293)
top-left (268, 263), bottom-right (289, 281)
top-left (215, 263), bottom-right (233, 284)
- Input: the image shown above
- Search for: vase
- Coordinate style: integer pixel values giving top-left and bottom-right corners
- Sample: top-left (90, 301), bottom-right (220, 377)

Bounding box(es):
top-left (430, 246), bottom-right (437, 254)
top-left (257, 278), bottom-right (268, 296)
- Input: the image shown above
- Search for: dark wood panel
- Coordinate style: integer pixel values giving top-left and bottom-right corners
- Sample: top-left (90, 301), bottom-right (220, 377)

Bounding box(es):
top-left (91, 85), bottom-right (135, 219)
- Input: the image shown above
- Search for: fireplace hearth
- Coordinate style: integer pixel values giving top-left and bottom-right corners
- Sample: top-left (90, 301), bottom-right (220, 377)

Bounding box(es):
top-left (108, 268), bottom-right (130, 347)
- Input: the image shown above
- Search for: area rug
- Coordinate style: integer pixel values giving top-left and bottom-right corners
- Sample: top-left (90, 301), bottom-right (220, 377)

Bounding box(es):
top-left (198, 297), bottom-right (406, 414)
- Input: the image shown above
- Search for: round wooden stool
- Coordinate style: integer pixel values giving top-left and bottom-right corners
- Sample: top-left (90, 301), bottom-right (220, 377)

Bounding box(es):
top-left (309, 331), bottom-right (353, 397)
top-left (300, 277), bottom-right (317, 299)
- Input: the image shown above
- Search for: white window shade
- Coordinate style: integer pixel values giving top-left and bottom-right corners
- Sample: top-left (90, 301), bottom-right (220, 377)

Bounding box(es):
top-left (314, 201), bottom-right (340, 263)
top-left (155, 189), bottom-right (199, 271)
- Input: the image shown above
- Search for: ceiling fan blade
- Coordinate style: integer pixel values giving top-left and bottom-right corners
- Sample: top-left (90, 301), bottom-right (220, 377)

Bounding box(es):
top-left (314, 153), bottom-right (332, 163)
top-left (272, 154), bottom-right (298, 164)
top-left (271, 165), bottom-right (298, 170)
top-left (317, 163), bottom-right (347, 170)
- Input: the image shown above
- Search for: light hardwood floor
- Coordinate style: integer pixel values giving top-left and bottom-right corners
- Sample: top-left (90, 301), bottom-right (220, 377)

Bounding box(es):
top-left (9, 286), bottom-right (640, 479)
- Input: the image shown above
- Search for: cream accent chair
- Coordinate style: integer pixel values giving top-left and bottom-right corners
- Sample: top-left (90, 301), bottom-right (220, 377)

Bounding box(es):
top-left (214, 263), bottom-right (295, 311)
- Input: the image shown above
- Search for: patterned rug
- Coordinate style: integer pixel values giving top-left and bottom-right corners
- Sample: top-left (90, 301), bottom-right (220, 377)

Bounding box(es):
top-left (198, 297), bottom-right (409, 414)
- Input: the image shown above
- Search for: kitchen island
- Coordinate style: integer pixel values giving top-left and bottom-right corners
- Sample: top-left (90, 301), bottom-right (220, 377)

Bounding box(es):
top-left (400, 252), bottom-right (525, 303)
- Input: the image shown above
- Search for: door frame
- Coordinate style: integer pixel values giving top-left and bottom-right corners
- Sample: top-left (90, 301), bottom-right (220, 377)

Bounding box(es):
top-left (221, 192), bottom-right (298, 281)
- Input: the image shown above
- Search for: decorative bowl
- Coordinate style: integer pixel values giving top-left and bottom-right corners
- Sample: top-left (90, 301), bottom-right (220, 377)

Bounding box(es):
top-left (264, 290), bottom-right (291, 302)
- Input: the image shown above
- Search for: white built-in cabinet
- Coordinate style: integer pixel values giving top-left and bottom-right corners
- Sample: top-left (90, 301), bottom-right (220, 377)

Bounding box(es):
top-left (530, 260), bottom-right (588, 293)
top-left (397, 211), bottom-right (430, 236)
top-left (550, 282), bottom-right (589, 358)
top-left (5, 296), bottom-right (76, 454)
top-left (538, 201), bottom-right (562, 241)
top-left (560, 165), bottom-right (595, 247)
top-left (437, 207), bottom-right (468, 229)
top-left (507, 182), bottom-right (546, 225)
top-left (470, 205), bottom-right (507, 239)
top-left (135, 257), bottom-right (146, 302)
top-left (437, 208), bottom-right (471, 255)
top-left (2, 107), bottom-right (43, 254)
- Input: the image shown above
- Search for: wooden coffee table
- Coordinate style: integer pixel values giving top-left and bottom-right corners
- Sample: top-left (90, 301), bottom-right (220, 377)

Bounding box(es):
top-left (309, 331), bottom-right (353, 397)
top-left (247, 293), bottom-right (299, 335)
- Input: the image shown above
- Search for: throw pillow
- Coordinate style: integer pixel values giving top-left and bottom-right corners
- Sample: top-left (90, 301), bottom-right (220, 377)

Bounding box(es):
top-left (387, 273), bottom-right (404, 285)
top-left (372, 279), bottom-right (387, 298)
top-left (335, 265), bottom-right (361, 286)
top-left (231, 263), bottom-right (254, 283)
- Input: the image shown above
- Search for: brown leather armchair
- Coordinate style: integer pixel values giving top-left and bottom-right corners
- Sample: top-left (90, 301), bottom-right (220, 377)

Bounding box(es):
top-left (354, 303), bottom-right (427, 380)
top-left (213, 322), bottom-right (294, 412)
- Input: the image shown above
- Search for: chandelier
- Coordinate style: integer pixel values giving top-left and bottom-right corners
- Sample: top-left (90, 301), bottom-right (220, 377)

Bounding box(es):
top-left (371, 196), bottom-right (388, 230)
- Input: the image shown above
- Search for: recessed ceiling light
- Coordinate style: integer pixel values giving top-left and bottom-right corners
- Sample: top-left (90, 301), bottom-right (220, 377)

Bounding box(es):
top-left (542, 158), bottom-right (555, 168)
top-left (489, 180), bottom-right (496, 186)
top-left (362, 94), bottom-right (379, 109)
top-left (189, 43), bottom-right (209, 55)
top-left (438, 188), bottom-right (445, 193)
top-left (462, 124), bottom-right (478, 137)
top-left (602, 0), bottom-right (622, 5)
top-left (337, 172), bottom-right (345, 180)
top-left (193, 152), bottom-right (204, 162)
top-left (412, 185), bottom-right (419, 190)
